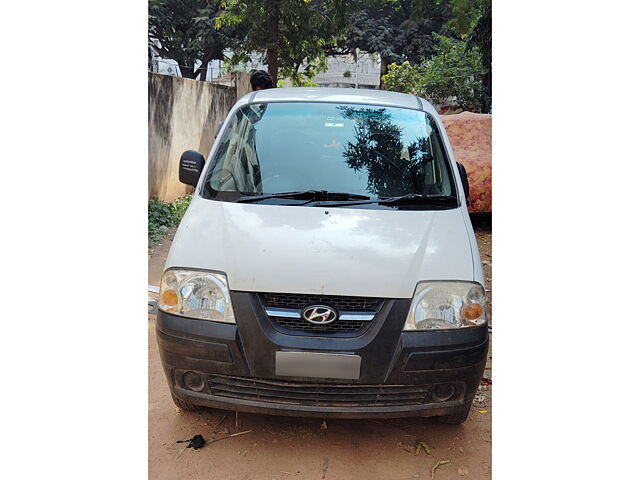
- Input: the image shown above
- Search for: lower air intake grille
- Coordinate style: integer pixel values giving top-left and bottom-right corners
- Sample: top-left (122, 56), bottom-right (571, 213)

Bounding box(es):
top-left (207, 375), bottom-right (431, 407)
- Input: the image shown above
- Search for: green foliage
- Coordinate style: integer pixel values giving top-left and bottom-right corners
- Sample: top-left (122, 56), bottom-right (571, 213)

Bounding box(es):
top-left (148, 195), bottom-right (192, 246)
top-left (292, 76), bottom-right (319, 87)
top-left (343, 1), bottom-right (489, 109)
top-left (382, 61), bottom-right (426, 95)
top-left (422, 34), bottom-right (484, 111)
top-left (341, 0), bottom-right (454, 66)
top-left (382, 34), bottom-right (485, 112)
top-left (436, 0), bottom-right (482, 37)
top-left (433, 1), bottom-right (491, 110)
top-left (289, 62), bottom-right (322, 86)
top-left (217, 1), bottom-right (348, 84)
top-left (467, 0), bottom-right (491, 110)
top-left (149, 0), bottom-right (245, 79)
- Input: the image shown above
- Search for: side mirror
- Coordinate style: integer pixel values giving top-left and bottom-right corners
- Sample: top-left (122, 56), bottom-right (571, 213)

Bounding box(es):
top-left (215, 121), bottom-right (224, 138)
top-left (456, 162), bottom-right (470, 204)
top-left (179, 150), bottom-right (205, 187)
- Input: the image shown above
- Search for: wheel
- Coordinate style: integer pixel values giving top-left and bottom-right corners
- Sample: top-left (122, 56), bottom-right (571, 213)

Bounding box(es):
top-left (171, 393), bottom-right (202, 411)
top-left (437, 401), bottom-right (472, 425)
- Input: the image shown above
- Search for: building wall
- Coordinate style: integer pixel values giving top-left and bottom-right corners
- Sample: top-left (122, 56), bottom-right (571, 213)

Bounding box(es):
top-left (313, 53), bottom-right (381, 88)
top-left (148, 72), bottom-right (251, 201)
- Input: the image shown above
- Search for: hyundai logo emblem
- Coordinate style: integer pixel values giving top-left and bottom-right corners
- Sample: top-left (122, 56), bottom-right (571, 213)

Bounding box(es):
top-left (301, 305), bottom-right (338, 325)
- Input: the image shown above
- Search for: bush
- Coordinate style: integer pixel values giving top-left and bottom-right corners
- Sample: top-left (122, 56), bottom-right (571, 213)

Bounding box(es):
top-left (382, 34), bottom-right (485, 112)
top-left (148, 195), bottom-right (192, 246)
top-left (382, 61), bottom-right (426, 96)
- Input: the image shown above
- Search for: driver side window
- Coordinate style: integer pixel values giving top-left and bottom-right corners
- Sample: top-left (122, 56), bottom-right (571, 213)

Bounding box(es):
top-left (209, 108), bottom-right (262, 193)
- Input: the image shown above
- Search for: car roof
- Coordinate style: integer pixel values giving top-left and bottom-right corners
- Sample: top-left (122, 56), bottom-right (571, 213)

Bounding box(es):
top-left (239, 87), bottom-right (437, 114)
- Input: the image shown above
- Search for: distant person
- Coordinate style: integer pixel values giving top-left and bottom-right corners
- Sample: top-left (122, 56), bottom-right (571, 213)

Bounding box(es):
top-left (250, 70), bottom-right (274, 91)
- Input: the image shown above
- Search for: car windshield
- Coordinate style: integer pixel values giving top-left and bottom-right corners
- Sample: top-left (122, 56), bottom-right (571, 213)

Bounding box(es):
top-left (202, 102), bottom-right (456, 202)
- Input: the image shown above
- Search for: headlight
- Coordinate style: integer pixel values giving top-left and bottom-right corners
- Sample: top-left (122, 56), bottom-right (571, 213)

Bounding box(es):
top-left (404, 281), bottom-right (487, 330)
top-left (158, 269), bottom-right (236, 323)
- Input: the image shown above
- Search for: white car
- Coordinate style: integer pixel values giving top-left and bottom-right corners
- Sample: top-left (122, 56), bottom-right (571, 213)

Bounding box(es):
top-left (155, 87), bottom-right (488, 424)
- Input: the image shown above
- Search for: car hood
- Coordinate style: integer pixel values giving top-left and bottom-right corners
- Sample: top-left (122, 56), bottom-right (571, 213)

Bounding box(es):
top-left (165, 197), bottom-right (476, 298)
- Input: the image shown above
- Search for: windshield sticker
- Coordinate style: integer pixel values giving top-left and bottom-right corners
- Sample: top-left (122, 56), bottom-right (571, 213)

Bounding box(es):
top-left (324, 140), bottom-right (341, 149)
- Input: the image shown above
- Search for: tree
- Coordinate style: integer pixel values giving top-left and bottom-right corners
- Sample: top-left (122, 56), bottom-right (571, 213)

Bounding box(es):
top-left (339, 0), bottom-right (454, 86)
top-left (468, 0), bottom-right (491, 111)
top-left (149, 0), bottom-right (245, 80)
top-left (217, 0), bottom-right (348, 85)
top-left (380, 62), bottom-right (427, 95)
top-left (382, 34), bottom-right (485, 112)
top-left (340, 1), bottom-right (490, 100)
top-left (436, 0), bottom-right (491, 110)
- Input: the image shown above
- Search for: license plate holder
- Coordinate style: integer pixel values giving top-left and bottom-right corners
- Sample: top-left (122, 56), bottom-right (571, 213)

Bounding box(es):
top-left (275, 351), bottom-right (361, 380)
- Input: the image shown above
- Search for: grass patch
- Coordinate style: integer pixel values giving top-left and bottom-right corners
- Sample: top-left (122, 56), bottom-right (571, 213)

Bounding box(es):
top-left (148, 195), bottom-right (192, 247)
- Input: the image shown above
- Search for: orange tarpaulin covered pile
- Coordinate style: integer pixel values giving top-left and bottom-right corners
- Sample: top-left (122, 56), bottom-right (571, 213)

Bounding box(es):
top-left (441, 112), bottom-right (492, 213)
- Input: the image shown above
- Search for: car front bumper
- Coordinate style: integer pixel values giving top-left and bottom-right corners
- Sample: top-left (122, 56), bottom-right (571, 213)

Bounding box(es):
top-left (156, 291), bottom-right (488, 419)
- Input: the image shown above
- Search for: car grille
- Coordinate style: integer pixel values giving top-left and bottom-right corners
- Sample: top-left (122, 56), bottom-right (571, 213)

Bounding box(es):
top-left (207, 375), bottom-right (431, 407)
top-left (259, 292), bottom-right (382, 334)
top-left (273, 317), bottom-right (365, 333)
top-left (260, 292), bottom-right (382, 312)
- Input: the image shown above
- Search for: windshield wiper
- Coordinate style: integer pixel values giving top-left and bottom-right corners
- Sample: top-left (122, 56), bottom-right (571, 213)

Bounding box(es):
top-left (235, 190), bottom-right (370, 203)
top-left (380, 193), bottom-right (458, 205)
top-left (312, 193), bottom-right (458, 208)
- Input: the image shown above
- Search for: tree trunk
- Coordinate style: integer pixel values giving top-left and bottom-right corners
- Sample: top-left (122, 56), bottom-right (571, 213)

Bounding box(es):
top-left (196, 54), bottom-right (214, 81)
top-left (181, 65), bottom-right (199, 79)
top-left (266, 0), bottom-right (280, 86)
top-left (196, 60), bottom-right (209, 81)
top-left (197, 45), bottom-right (225, 82)
top-left (379, 57), bottom-right (388, 90)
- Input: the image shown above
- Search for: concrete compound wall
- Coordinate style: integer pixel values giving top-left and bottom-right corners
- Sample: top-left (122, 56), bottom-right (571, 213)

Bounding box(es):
top-left (148, 72), bottom-right (252, 201)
